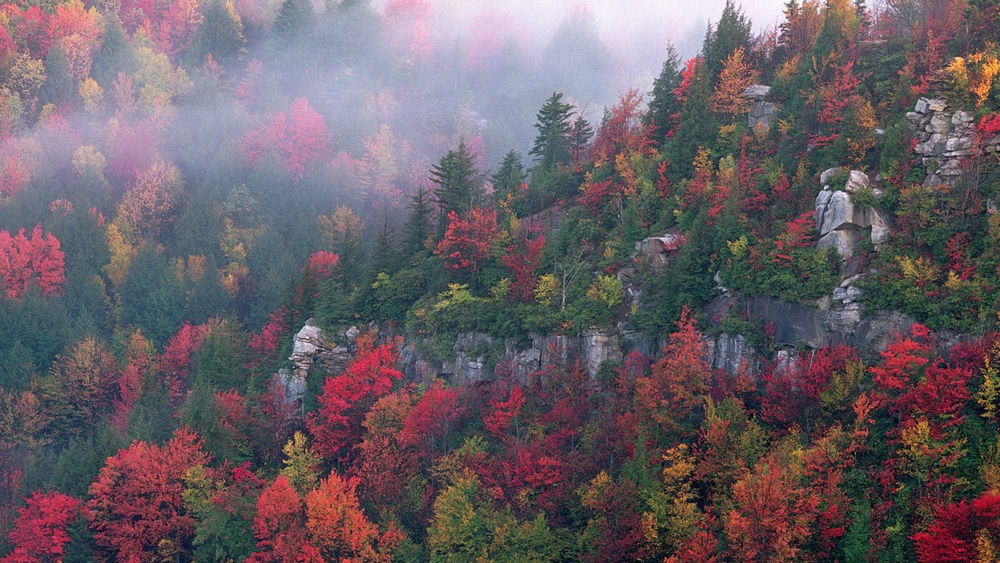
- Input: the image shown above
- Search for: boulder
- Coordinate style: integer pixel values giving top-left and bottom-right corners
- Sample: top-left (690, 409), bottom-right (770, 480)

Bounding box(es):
top-left (845, 170), bottom-right (870, 193)
top-left (635, 230), bottom-right (684, 272)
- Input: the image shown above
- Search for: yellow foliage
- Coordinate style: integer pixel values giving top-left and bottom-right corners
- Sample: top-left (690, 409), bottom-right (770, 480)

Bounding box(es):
top-left (976, 341), bottom-right (1000, 422)
top-left (79, 78), bottom-right (104, 114)
top-left (72, 145), bottom-right (107, 177)
top-left (897, 255), bottom-right (940, 286)
top-left (318, 206), bottom-right (363, 248)
top-left (534, 274), bottom-right (558, 307)
top-left (104, 222), bottom-right (136, 288)
top-left (727, 235), bottom-right (749, 258)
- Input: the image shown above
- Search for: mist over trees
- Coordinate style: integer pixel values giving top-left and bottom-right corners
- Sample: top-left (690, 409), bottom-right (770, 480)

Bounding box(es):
top-left (5, 0), bottom-right (1000, 560)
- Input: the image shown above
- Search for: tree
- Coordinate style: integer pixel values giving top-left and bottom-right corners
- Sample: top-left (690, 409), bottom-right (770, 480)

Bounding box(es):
top-left (434, 207), bottom-right (499, 275)
top-left (119, 244), bottom-right (184, 345)
top-left (115, 159), bottom-right (185, 242)
top-left (590, 89), bottom-right (646, 161)
top-left (91, 13), bottom-right (134, 89)
top-left (430, 140), bottom-right (483, 231)
top-left (186, 0), bottom-right (247, 69)
top-left (912, 492), bottom-right (1000, 562)
top-left (248, 475), bottom-right (320, 562)
top-left (702, 0), bottom-right (752, 81)
top-left (243, 97), bottom-right (332, 180)
top-left (646, 44), bottom-right (683, 146)
top-left (4, 490), bottom-right (80, 562)
top-left (306, 338), bottom-right (404, 461)
top-left (490, 151), bottom-right (526, 203)
top-left (305, 471), bottom-right (399, 560)
top-left (529, 92), bottom-right (574, 171)
top-left (503, 230), bottom-right (545, 303)
top-left (404, 187), bottom-right (434, 254)
top-left (273, 0), bottom-right (312, 43)
top-left (85, 428), bottom-right (210, 560)
top-left (0, 226), bottom-right (66, 299)
top-left (39, 44), bottom-right (75, 108)
top-left (37, 336), bottom-right (118, 440)
top-left (723, 457), bottom-right (817, 562)
top-left (710, 46), bottom-right (759, 119)
top-left (634, 308), bottom-right (711, 439)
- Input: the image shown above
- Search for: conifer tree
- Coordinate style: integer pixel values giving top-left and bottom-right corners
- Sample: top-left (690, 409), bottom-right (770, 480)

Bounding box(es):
top-left (490, 151), bottom-right (526, 202)
top-left (40, 45), bottom-right (75, 108)
top-left (429, 140), bottom-right (483, 232)
top-left (274, 0), bottom-right (312, 43)
top-left (186, 0), bottom-right (247, 69)
top-left (529, 92), bottom-right (575, 171)
top-left (646, 44), bottom-right (683, 147)
top-left (702, 0), bottom-right (752, 81)
top-left (92, 13), bottom-right (134, 90)
top-left (404, 187), bottom-right (433, 254)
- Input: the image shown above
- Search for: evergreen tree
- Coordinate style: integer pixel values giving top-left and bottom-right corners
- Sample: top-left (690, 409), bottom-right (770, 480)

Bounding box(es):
top-left (92, 14), bottom-right (134, 90)
top-left (702, 0), bottom-right (752, 81)
top-left (664, 63), bottom-right (717, 180)
top-left (529, 92), bottom-right (575, 171)
top-left (185, 0), bottom-right (248, 69)
top-left (568, 116), bottom-right (594, 163)
top-left (404, 187), bottom-right (433, 254)
top-left (490, 151), bottom-right (526, 202)
top-left (429, 140), bottom-right (483, 232)
top-left (369, 219), bottom-right (399, 275)
top-left (274, 0), bottom-right (313, 43)
top-left (119, 245), bottom-right (184, 346)
top-left (40, 45), bottom-right (75, 108)
top-left (646, 44), bottom-right (683, 147)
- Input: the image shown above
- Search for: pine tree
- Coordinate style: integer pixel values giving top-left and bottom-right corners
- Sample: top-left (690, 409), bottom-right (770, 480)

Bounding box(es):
top-left (429, 140), bottom-right (483, 232)
top-left (664, 62), bottom-right (717, 181)
top-left (529, 93), bottom-right (575, 171)
top-left (568, 116), bottom-right (594, 163)
top-left (40, 45), bottom-right (75, 108)
top-left (490, 151), bottom-right (525, 202)
top-left (646, 44), bottom-right (683, 147)
top-left (274, 0), bottom-right (312, 43)
top-left (186, 0), bottom-right (247, 69)
top-left (404, 187), bottom-right (433, 254)
top-left (702, 0), bottom-right (752, 81)
top-left (92, 13), bottom-right (134, 90)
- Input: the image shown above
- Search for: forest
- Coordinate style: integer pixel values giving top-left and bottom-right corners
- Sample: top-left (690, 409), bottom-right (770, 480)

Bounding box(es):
top-left (3, 0), bottom-right (1000, 561)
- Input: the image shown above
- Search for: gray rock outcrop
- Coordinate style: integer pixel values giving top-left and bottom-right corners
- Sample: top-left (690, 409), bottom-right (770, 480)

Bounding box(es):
top-left (906, 97), bottom-right (1000, 186)
top-left (743, 84), bottom-right (778, 130)
top-left (814, 170), bottom-right (892, 260)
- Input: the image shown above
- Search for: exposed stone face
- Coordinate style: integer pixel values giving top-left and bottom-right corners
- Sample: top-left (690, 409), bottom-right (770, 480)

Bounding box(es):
top-left (706, 333), bottom-right (758, 375)
top-left (274, 319), bottom-right (352, 415)
top-left (814, 170), bottom-right (892, 260)
top-left (906, 97), bottom-right (998, 185)
top-left (634, 229), bottom-right (684, 272)
top-left (743, 84), bottom-right (778, 130)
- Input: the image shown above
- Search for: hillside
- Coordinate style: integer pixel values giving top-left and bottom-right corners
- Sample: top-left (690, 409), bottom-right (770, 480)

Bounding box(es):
top-left (3, 0), bottom-right (1000, 561)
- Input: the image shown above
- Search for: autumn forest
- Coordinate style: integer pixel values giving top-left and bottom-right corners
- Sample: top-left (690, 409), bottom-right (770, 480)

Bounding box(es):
top-left (3, 0), bottom-right (1000, 561)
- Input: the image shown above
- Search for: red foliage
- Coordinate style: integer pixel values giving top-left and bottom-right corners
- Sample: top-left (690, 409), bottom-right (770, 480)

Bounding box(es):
top-left (579, 179), bottom-right (616, 215)
top-left (674, 57), bottom-right (700, 103)
top-left (724, 457), bottom-right (818, 562)
top-left (111, 331), bottom-right (154, 430)
top-left (773, 210), bottom-right (816, 257)
top-left (4, 491), bottom-right (80, 562)
top-left (85, 428), bottom-right (209, 560)
top-left (635, 308), bottom-right (711, 438)
top-left (382, 0), bottom-right (432, 65)
top-left (306, 338), bottom-right (404, 462)
top-left (398, 382), bottom-right (465, 458)
top-left (502, 231), bottom-right (545, 302)
top-left (249, 307), bottom-right (290, 362)
top-left (305, 251), bottom-right (339, 279)
top-left (249, 475), bottom-right (321, 562)
top-left (762, 345), bottom-right (860, 426)
top-left (159, 323), bottom-right (207, 405)
top-left (483, 385), bottom-right (525, 440)
top-left (590, 89), bottom-right (648, 161)
top-left (434, 207), bottom-right (499, 273)
top-left (946, 232), bottom-right (975, 280)
top-left (119, 0), bottom-right (202, 57)
top-left (979, 113), bottom-right (1000, 139)
top-left (244, 98), bottom-right (332, 180)
top-left (4, 5), bottom-right (52, 59)
top-left (305, 471), bottom-right (400, 560)
top-left (215, 389), bottom-right (252, 443)
top-left (870, 324), bottom-right (932, 392)
top-left (913, 493), bottom-right (1000, 562)
top-left (0, 225), bottom-right (66, 299)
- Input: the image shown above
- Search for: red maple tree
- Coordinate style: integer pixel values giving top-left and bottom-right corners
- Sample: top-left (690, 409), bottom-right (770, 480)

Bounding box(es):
top-left (85, 428), bottom-right (209, 560)
top-left (0, 225), bottom-right (66, 299)
top-left (4, 490), bottom-right (80, 562)
top-left (306, 337), bottom-right (404, 461)
top-left (244, 98), bottom-right (332, 180)
top-left (435, 207), bottom-right (499, 273)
